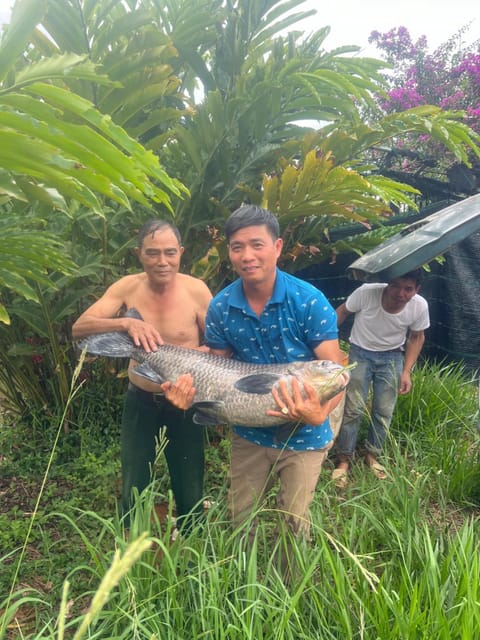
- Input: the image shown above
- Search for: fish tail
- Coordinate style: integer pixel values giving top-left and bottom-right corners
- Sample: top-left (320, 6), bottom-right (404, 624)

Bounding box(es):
top-left (76, 331), bottom-right (134, 358)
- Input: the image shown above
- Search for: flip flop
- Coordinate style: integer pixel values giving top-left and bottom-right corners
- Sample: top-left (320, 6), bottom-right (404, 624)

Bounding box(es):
top-left (332, 467), bottom-right (348, 489)
top-left (369, 462), bottom-right (388, 480)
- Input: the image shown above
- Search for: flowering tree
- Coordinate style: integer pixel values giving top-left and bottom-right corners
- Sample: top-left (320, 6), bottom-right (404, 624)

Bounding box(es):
top-left (368, 25), bottom-right (480, 196)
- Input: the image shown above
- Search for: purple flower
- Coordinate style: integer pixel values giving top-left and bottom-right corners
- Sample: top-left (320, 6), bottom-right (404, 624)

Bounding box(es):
top-left (383, 87), bottom-right (426, 111)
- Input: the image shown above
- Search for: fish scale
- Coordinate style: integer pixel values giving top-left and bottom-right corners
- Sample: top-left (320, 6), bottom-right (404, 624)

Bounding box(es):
top-left (78, 313), bottom-right (351, 428)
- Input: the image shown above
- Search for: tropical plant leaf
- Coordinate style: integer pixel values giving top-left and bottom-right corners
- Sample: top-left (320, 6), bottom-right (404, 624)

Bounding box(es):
top-left (11, 53), bottom-right (117, 90)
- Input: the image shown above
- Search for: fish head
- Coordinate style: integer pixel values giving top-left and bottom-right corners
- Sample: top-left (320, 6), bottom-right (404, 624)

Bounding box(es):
top-left (290, 360), bottom-right (351, 401)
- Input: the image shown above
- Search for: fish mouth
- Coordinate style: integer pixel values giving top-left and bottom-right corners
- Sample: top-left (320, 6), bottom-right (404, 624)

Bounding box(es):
top-left (337, 371), bottom-right (350, 387)
top-left (311, 370), bottom-right (350, 388)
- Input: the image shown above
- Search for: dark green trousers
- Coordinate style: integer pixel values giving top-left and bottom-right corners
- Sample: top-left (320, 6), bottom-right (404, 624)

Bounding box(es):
top-left (120, 383), bottom-right (205, 531)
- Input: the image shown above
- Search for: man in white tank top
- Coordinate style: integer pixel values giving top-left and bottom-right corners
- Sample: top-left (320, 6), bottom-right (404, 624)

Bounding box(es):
top-left (332, 270), bottom-right (429, 488)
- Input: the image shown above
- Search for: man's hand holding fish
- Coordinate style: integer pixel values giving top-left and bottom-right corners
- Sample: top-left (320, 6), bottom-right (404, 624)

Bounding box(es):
top-left (268, 376), bottom-right (346, 425)
top-left (161, 373), bottom-right (196, 410)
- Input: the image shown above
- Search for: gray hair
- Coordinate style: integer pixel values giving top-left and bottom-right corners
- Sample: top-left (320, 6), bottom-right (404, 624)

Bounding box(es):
top-left (136, 219), bottom-right (182, 248)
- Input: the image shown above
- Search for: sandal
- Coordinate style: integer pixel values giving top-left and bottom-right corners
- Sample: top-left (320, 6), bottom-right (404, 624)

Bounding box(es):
top-left (332, 467), bottom-right (348, 489)
top-left (369, 462), bottom-right (388, 480)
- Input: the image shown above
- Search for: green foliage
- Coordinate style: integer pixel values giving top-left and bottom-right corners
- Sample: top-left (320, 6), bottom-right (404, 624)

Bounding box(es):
top-left (0, 0), bottom-right (187, 340)
top-left (258, 149), bottom-right (416, 273)
top-left (0, 213), bottom-right (76, 324)
top-left (392, 359), bottom-right (480, 504)
top-left (161, 2), bottom-right (402, 279)
top-left (0, 0), bottom-right (185, 211)
top-left (157, 0), bottom-right (479, 285)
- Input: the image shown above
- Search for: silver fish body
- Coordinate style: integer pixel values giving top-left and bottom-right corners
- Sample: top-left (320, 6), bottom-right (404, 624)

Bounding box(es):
top-left (134, 345), bottom-right (349, 427)
top-left (78, 319), bottom-right (350, 428)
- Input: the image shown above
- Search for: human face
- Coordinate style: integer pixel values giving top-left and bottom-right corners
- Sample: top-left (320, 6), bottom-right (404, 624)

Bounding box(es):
top-left (228, 224), bottom-right (282, 288)
top-left (382, 277), bottom-right (420, 312)
top-left (136, 228), bottom-right (184, 285)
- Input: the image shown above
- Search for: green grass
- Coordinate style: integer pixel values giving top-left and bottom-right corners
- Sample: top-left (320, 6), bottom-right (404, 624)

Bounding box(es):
top-left (0, 360), bottom-right (479, 639)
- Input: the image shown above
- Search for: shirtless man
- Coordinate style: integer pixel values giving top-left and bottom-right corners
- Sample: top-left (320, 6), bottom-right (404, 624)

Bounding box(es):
top-left (72, 219), bottom-right (212, 531)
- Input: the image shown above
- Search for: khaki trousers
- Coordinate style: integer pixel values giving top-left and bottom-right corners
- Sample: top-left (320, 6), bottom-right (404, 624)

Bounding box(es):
top-left (228, 433), bottom-right (329, 540)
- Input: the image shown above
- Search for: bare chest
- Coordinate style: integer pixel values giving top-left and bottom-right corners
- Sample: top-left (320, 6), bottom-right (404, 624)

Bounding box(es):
top-left (125, 286), bottom-right (201, 346)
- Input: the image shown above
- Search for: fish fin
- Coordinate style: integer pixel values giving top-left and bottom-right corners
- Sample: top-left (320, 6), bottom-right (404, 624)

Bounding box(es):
top-left (193, 412), bottom-right (223, 426)
top-left (76, 331), bottom-right (134, 358)
top-left (131, 363), bottom-right (164, 384)
top-left (192, 401), bottom-right (225, 425)
top-left (234, 373), bottom-right (283, 395)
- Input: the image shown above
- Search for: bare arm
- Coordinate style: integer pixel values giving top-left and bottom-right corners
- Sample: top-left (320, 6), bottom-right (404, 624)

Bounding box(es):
top-left (336, 302), bottom-right (352, 327)
top-left (71, 279), bottom-right (163, 352)
top-left (399, 330), bottom-right (425, 394)
top-left (312, 338), bottom-right (344, 365)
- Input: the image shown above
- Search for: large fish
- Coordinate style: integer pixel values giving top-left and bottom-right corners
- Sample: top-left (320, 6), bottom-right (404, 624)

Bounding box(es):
top-left (77, 311), bottom-right (350, 428)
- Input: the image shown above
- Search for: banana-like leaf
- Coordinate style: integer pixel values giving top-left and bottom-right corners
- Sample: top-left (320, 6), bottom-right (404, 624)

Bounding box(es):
top-left (0, 132), bottom-right (109, 210)
top-left (12, 53), bottom-right (117, 91)
top-left (0, 106), bottom-right (180, 211)
top-left (0, 85), bottom-right (186, 210)
top-left (260, 147), bottom-right (423, 262)
top-left (0, 270), bottom-right (39, 302)
top-left (25, 83), bottom-right (182, 188)
top-left (0, 1), bottom-right (189, 216)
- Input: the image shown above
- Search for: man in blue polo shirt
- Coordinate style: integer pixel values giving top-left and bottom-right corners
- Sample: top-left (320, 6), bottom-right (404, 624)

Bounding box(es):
top-left (206, 204), bottom-right (345, 543)
top-left (165, 205), bottom-right (345, 551)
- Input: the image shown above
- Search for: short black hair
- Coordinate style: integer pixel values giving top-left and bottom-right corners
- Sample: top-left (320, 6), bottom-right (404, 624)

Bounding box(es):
top-left (394, 269), bottom-right (423, 286)
top-left (136, 219), bottom-right (182, 248)
top-left (225, 205), bottom-right (280, 242)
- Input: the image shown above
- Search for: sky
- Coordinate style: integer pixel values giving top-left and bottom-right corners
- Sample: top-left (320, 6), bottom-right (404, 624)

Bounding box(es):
top-left (0, 0), bottom-right (478, 52)
top-left (294, 0), bottom-right (479, 53)
top-left (0, 0), bottom-right (11, 26)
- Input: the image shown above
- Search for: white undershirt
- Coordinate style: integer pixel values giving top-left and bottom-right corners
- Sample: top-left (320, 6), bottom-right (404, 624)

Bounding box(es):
top-left (346, 284), bottom-right (430, 351)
